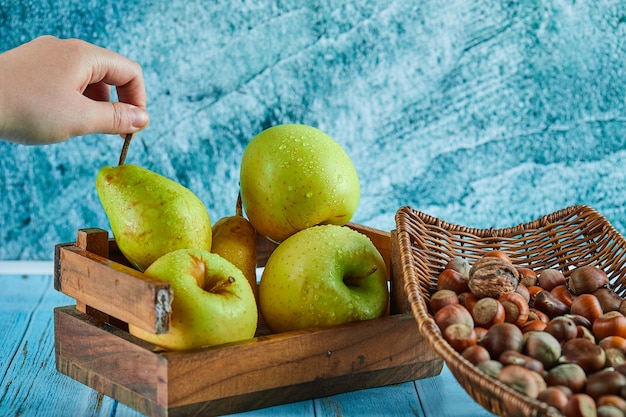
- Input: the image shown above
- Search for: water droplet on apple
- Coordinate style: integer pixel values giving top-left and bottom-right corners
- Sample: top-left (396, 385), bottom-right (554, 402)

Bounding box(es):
top-left (305, 191), bottom-right (313, 198)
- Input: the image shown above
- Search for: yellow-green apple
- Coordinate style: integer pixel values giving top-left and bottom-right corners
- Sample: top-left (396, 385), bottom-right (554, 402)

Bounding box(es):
top-left (259, 224), bottom-right (388, 333)
top-left (96, 164), bottom-right (212, 271)
top-left (129, 249), bottom-right (258, 350)
top-left (239, 124), bottom-right (360, 243)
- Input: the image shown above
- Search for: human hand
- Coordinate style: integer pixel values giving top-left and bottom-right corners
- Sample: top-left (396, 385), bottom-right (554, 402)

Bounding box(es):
top-left (0, 36), bottom-right (149, 145)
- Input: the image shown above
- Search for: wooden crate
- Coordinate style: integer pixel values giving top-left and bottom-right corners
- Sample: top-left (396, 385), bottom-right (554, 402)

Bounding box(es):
top-left (53, 223), bottom-right (443, 417)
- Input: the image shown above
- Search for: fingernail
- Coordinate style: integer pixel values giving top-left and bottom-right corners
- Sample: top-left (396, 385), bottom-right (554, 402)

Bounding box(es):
top-left (131, 107), bottom-right (149, 129)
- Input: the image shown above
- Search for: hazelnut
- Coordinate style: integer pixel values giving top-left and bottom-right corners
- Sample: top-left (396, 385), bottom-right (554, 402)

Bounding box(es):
top-left (551, 284), bottom-right (576, 308)
top-left (586, 369), bottom-right (626, 400)
top-left (569, 265), bottom-right (609, 295)
top-left (544, 316), bottom-right (578, 344)
top-left (444, 256), bottom-right (471, 279)
top-left (515, 283), bottom-right (531, 303)
top-left (593, 311), bottom-right (626, 340)
top-left (523, 331), bottom-right (562, 369)
top-left (497, 365), bottom-right (546, 399)
top-left (480, 322), bottom-right (523, 359)
top-left (517, 267), bottom-right (538, 287)
top-left (434, 304), bottom-right (474, 332)
top-left (594, 288), bottom-right (624, 313)
top-left (545, 363), bottom-right (587, 393)
top-left (437, 268), bottom-right (470, 294)
top-left (596, 395), bottom-right (626, 413)
top-left (482, 250), bottom-right (513, 264)
top-left (499, 350), bottom-right (544, 373)
top-left (498, 292), bottom-right (530, 326)
top-left (429, 289), bottom-right (459, 314)
top-left (461, 344), bottom-right (491, 365)
top-left (571, 294), bottom-right (604, 324)
top-left (563, 393), bottom-right (597, 417)
top-left (476, 359), bottom-right (504, 378)
top-left (539, 269), bottom-right (566, 291)
top-left (443, 323), bottom-right (478, 353)
top-left (533, 289), bottom-right (570, 319)
top-left (561, 338), bottom-right (607, 374)
top-left (472, 297), bottom-right (505, 329)
top-left (521, 320), bottom-right (547, 334)
top-left (538, 386), bottom-right (570, 412)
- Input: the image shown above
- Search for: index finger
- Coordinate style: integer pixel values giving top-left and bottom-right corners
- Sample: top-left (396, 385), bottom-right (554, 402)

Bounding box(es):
top-left (86, 44), bottom-right (147, 109)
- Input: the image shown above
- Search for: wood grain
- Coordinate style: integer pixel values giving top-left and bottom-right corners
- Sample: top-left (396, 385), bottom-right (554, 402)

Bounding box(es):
top-left (55, 305), bottom-right (441, 417)
top-left (54, 230), bottom-right (173, 335)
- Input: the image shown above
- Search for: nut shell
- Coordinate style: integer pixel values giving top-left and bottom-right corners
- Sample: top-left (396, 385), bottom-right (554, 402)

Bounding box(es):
top-left (569, 265), bottom-right (609, 295)
top-left (469, 257), bottom-right (519, 298)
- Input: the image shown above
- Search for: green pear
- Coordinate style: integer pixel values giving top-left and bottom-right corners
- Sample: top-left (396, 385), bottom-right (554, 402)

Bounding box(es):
top-left (96, 164), bottom-right (212, 271)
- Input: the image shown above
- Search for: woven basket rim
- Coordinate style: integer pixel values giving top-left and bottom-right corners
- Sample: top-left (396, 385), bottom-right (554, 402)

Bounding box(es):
top-left (394, 204), bottom-right (626, 417)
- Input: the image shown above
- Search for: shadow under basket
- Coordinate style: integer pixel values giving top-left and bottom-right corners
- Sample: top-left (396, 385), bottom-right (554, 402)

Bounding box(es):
top-left (394, 204), bottom-right (626, 417)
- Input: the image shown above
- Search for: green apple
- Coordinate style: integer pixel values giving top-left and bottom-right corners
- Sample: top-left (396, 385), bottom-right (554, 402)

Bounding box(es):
top-left (239, 124), bottom-right (360, 243)
top-left (129, 249), bottom-right (258, 351)
top-left (96, 164), bottom-right (212, 271)
top-left (259, 224), bottom-right (388, 333)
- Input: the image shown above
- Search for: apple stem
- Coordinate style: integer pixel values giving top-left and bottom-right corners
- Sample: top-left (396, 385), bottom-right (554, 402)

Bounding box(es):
top-left (344, 265), bottom-right (378, 287)
top-left (209, 276), bottom-right (236, 293)
top-left (118, 133), bottom-right (134, 166)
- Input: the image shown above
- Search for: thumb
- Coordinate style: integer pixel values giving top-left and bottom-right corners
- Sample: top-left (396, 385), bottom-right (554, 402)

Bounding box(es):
top-left (82, 101), bottom-right (150, 136)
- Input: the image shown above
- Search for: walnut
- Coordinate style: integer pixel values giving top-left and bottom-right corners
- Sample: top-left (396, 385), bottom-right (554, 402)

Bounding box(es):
top-left (469, 257), bottom-right (519, 298)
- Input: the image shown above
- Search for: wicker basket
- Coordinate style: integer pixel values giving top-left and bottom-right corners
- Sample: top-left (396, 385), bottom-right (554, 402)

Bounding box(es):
top-left (395, 205), bottom-right (626, 417)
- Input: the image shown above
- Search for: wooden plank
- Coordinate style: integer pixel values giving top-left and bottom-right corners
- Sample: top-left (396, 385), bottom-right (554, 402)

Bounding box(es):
top-left (313, 381), bottom-right (426, 417)
top-left (54, 303), bottom-right (441, 417)
top-left (54, 306), bottom-right (169, 417)
top-left (54, 245), bottom-right (172, 334)
top-left (163, 313), bottom-right (440, 408)
top-left (414, 365), bottom-right (496, 417)
top-left (167, 365), bottom-right (431, 417)
top-left (76, 228), bottom-right (110, 258)
top-left (0, 276), bottom-right (123, 417)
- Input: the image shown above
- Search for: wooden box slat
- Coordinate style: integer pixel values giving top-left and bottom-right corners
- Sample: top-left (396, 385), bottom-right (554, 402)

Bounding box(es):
top-left (54, 241), bottom-right (172, 334)
top-left (54, 223), bottom-right (443, 417)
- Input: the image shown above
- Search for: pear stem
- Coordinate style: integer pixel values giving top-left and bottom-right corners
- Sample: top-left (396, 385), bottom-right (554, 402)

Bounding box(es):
top-left (118, 133), bottom-right (134, 166)
top-left (236, 191), bottom-right (243, 217)
top-left (344, 265), bottom-right (378, 287)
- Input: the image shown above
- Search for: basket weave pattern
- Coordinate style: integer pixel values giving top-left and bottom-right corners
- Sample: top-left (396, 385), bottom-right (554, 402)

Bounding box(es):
top-left (395, 205), bottom-right (626, 417)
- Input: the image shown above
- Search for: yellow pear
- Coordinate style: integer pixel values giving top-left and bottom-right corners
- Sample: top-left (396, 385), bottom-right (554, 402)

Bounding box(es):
top-left (211, 193), bottom-right (258, 303)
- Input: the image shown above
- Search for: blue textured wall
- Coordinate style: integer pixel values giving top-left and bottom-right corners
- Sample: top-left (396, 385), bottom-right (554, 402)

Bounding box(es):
top-left (2, 1), bottom-right (626, 260)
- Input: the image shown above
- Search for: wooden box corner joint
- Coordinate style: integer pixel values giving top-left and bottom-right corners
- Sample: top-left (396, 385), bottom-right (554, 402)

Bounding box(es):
top-left (54, 227), bottom-right (173, 334)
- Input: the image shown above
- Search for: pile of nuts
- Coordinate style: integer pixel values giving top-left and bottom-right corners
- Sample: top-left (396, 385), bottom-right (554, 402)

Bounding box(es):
top-left (431, 250), bottom-right (626, 417)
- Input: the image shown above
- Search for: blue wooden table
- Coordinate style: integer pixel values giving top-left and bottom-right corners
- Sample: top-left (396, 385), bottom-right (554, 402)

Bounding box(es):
top-left (0, 271), bottom-right (496, 416)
